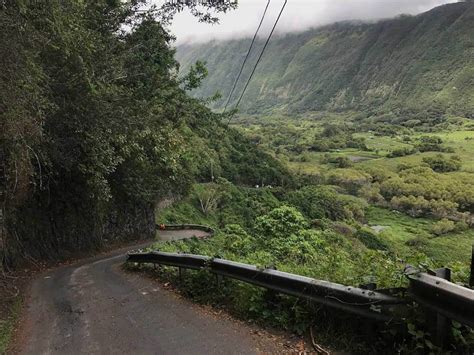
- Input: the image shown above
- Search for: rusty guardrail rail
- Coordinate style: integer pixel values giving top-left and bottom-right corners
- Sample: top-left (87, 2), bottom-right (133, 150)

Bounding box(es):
top-left (406, 266), bottom-right (474, 328)
top-left (127, 251), bottom-right (403, 322)
top-left (157, 224), bottom-right (214, 236)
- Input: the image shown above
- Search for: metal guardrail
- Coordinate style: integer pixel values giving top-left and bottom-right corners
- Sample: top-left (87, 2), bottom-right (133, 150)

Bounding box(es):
top-left (132, 226), bottom-right (474, 337)
top-left (406, 267), bottom-right (474, 329)
top-left (127, 251), bottom-right (403, 322)
top-left (157, 224), bottom-right (214, 236)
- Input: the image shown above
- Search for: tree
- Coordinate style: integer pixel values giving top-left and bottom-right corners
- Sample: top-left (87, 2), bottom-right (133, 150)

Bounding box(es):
top-left (417, 136), bottom-right (445, 152)
top-left (388, 147), bottom-right (416, 158)
top-left (422, 155), bottom-right (461, 173)
top-left (390, 195), bottom-right (430, 217)
top-left (0, 0), bottom-right (251, 266)
top-left (156, 1), bottom-right (237, 25)
top-left (327, 169), bottom-right (371, 194)
top-left (255, 206), bottom-right (308, 240)
top-left (334, 156), bottom-right (353, 168)
top-left (219, 224), bottom-right (254, 256)
top-left (286, 185), bottom-right (368, 221)
top-left (432, 219), bottom-right (455, 236)
top-left (194, 184), bottom-right (220, 215)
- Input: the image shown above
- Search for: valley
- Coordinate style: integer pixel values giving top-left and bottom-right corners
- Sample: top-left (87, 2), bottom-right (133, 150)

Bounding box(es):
top-left (152, 109), bottom-right (474, 352)
top-left (152, 4), bottom-right (474, 349)
top-left (2, 1), bottom-right (473, 353)
top-left (235, 113), bottom-right (474, 266)
top-left (169, 1), bottom-right (474, 274)
top-left (177, 2), bottom-right (474, 119)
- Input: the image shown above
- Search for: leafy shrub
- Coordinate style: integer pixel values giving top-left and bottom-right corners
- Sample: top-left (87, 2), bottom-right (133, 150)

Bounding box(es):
top-left (359, 166), bottom-right (395, 182)
top-left (330, 221), bottom-right (356, 236)
top-left (321, 155), bottom-right (356, 168)
top-left (380, 167), bottom-right (474, 215)
top-left (390, 195), bottom-right (431, 217)
top-left (431, 218), bottom-right (456, 236)
top-left (422, 155), bottom-right (461, 172)
top-left (255, 206), bottom-right (308, 241)
top-left (417, 136), bottom-right (445, 152)
top-left (454, 221), bottom-right (469, 232)
top-left (388, 147), bottom-right (416, 158)
top-left (355, 228), bottom-right (391, 251)
top-left (358, 185), bottom-right (385, 204)
top-left (334, 156), bottom-right (353, 168)
top-left (285, 185), bottom-right (368, 221)
top-left (310, 126), bottom-right (367, 152)
top-left (219, 224), bottom-right (254, 256)
top-left (327, 168), bottom-right (372, 194)
top-left (396, 163), bottom-right (418, 172)
top-left (429, 199), bottom-right (458, 219)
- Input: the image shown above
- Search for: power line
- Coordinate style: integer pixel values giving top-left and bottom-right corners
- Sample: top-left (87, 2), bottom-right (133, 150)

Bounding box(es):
top-left (227, 0), bottom-right (288, 126)
top-left (223, 0), bottom-right (271, 114)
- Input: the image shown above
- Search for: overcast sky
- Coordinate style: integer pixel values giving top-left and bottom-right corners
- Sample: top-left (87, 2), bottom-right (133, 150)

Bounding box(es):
top-left (154, 0), bottom-right (458, 44)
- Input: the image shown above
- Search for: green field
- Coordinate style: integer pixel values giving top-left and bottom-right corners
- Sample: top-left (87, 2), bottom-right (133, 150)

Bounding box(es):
top-left (366, 207), bottom-right (473, 266)
top-left (235, 115), bottom-right (474, 269)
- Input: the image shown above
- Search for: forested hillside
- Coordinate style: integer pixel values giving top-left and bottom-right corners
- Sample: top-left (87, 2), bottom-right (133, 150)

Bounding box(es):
top-left (177, 2), bottom-right (474, 121)
top-left (0, 1), bottom-right (288, 268)
top-left (2, 2), bottom-right (473, 352)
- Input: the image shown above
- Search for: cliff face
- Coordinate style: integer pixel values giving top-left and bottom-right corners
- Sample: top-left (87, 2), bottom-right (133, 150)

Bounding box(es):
top-left (176, 2), bottom-right (474, 119)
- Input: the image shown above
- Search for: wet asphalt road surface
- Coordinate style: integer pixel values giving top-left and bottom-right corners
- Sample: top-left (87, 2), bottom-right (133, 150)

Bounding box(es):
top-left (16, 230), bottom-right (274, 355)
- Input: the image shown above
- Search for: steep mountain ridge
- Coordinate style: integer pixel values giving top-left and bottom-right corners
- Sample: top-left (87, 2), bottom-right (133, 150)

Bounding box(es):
top-left (176, 2), bottom-right (474, 121)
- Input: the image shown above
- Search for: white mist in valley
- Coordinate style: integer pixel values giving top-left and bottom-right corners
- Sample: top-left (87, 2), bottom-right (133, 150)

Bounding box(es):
top-left (153, 0), bottom-right (460, 44)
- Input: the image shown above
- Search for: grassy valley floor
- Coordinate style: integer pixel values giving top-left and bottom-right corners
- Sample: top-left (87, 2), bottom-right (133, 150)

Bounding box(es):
top-left (233, 113), bottom-right (474, 270)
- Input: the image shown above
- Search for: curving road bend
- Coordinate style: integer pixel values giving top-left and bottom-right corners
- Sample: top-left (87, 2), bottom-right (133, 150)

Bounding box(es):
top-left (15, 230), bottom-right (277, 355)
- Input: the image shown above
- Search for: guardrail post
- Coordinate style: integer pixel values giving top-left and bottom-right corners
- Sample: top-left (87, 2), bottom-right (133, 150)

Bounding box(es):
top-left (470, 245), bottom-right (474, 288)
top-left (263, 289), bottom-right (279, 309)
top-left (359, 283), bottom-right (377, 290)
top-left (432, 268), bottom-right (451, 349)
top-left (215, 274), bottom-right (223, 288)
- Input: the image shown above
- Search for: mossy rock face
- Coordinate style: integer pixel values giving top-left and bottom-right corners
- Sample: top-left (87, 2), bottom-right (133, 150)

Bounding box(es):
top-left (8, 199), bottom-right (155, 265)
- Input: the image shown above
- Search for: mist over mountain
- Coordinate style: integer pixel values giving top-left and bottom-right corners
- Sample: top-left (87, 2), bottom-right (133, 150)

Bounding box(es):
top-left (176, 2), bottom-right (474, 122)
top-left (165, 0), bottom-right (458, 44)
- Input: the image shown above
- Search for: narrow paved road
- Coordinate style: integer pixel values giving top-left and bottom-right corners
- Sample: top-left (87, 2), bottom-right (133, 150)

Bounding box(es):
top-left (16, 230), bottom-right (277, 354)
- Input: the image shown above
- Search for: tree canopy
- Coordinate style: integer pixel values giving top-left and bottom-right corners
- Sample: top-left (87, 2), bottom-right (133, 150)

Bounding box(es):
top-left (0, 0), bottom-right (289, 267)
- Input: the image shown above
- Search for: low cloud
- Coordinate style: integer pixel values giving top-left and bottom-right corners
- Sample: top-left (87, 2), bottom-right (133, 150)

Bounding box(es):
top-left (154, 0), bottom-right (459, 44)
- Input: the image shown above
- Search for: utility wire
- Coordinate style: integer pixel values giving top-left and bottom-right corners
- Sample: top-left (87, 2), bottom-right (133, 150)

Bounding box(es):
top-left (227, 0), bottom-right (288, 126)
top-left (222, 0), bottom-right (271, 114)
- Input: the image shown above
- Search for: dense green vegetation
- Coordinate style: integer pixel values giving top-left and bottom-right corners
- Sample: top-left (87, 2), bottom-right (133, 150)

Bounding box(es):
top-left (177, 2), bottom-right (474, 123)
top-left (0, 1), bottom-right (287, 352)
top-left (158, 179), bottom-right (472, 277)
top-left (149, 89), bottom-right (474, 351)
top-left (236, 116), bottom-right (474, 226)
top-left (122, 0), bottom-right (474, 350)
top-left (146, 178), bottom-right (472, 351)
top-left (2, 0), bottom-right (472, 352)
top-left (0, 1), bottom-right (288, 268)
top-left (152, 115), bottom-right (474, 349)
